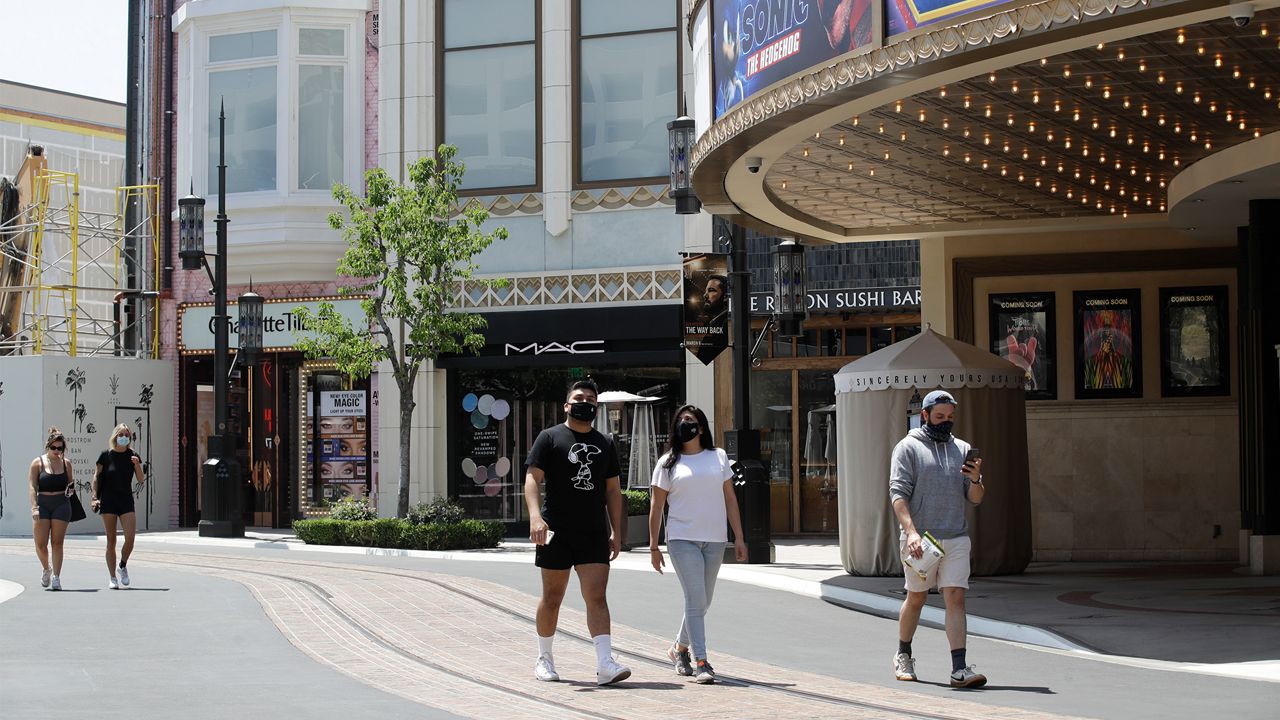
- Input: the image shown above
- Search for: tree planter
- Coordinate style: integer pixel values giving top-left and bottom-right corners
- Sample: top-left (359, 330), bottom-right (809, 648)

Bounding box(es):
top-left (620, 489), bottom-right (658, 551)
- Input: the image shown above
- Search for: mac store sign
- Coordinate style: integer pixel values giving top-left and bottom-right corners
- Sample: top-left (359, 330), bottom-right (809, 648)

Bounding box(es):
top-left (437, 305), bottom-right (682, 370)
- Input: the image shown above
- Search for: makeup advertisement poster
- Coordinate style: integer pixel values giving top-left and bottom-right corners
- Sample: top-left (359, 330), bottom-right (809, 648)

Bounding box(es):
top-left (317, 390), bottom-right (368, 497)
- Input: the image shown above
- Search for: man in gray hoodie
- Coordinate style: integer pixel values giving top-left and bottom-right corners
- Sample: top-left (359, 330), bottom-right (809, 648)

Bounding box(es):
top-left (889, 390), bottom-right (987, 688)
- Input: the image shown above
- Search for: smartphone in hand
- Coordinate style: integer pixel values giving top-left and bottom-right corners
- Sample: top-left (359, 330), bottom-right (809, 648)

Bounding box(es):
top-left (965, 447), bottom-right (981, 463)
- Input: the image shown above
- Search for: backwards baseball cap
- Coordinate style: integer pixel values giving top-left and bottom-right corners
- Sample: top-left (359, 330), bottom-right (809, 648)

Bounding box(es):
top-left (921, 390), bottom-right (958, 410)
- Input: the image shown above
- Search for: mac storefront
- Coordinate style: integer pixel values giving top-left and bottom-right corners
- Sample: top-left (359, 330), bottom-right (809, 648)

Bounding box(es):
top-left (437, 305), bottom-right (683, 531)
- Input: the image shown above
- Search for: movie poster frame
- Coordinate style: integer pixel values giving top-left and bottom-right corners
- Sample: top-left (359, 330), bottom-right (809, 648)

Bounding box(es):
top-left (1158, 285), bottom-right (1230, 398)
top-left (1073, 289), bottom-right (1143, 400)
top-left (988, 292), bottom-right (1057, 400)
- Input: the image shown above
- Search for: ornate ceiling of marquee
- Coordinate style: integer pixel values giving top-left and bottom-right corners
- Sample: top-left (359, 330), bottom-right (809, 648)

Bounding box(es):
top-left (763, 11), bottom-right (1280, 232)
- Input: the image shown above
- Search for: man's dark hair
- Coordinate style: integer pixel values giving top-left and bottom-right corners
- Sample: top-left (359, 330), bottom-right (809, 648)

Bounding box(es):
top-left (707, 275), bottom-right (728, 291)
top-left (567, 378), bottom-right (599, 399)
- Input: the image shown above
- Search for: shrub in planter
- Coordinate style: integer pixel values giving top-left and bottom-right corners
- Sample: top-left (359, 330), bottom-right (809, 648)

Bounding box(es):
top-left (623, 489), bottom-right (649, 517)
top-left (340, 519), bottom-right (375, 546)
top-left (295, 515), bottom-right (504, 551)
top-left (620, 489), bottom-right (654, 550)
top-left (408, 497), bottom-right (466, 525)
top-left (370, 518), bottom-right (402, 548)
top-left (437, 519), bottom-right (504, 550)
top-left (293, 519), bottom-right (345, 546)
top-left (329, 495), bottom-right (377, 521)
top-left (400, 521), bottom-right (444, 549)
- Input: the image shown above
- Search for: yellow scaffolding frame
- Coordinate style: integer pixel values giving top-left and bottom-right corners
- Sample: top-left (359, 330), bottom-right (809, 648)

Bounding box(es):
top-left (4, 168), bottom-right (160, 357)
top-left (116, 183), bottom-right (162, 358)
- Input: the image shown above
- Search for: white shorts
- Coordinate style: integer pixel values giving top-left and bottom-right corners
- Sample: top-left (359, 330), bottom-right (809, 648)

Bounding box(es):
top-left (901, 534), bottom-right (971, 592)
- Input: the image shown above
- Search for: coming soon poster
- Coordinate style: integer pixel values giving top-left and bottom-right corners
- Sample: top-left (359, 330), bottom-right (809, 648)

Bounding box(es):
top-left (988, 292), bottom-right (1056, 400)
top-left (1073, 289), bottom-right (1142, 399)
top-left (1159, 286), bottom-right (1229, 397)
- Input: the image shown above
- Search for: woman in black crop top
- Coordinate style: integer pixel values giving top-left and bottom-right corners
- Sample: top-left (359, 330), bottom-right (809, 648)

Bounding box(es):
top-left (93, 423), bottom-right (145, 589)
top-left (29, 427), bottom-right (76, 591)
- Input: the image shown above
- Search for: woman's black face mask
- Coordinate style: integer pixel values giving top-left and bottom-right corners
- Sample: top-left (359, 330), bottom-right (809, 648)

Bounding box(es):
top-left (675, 420), bottom-right (700, 443)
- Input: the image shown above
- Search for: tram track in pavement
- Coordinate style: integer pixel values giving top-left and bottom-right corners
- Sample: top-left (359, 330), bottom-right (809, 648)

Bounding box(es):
top-left (93, 547), bottom-right (1056, 720)
top-left (5, 543), bottom-right (1075, 717)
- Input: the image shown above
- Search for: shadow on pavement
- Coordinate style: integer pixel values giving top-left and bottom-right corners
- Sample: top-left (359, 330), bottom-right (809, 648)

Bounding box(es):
top-left (572, 681), bottom-right (684, 691)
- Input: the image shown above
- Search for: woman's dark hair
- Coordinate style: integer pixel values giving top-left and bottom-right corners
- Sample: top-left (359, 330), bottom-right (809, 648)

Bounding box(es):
top-left (45, 427), bottom-right (66, 449)
top-left (661, 404), bottom-right (715, 469)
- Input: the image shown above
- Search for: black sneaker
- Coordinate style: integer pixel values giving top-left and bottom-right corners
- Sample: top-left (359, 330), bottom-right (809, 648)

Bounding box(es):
top-left (694, 659), bottom-right (716, 684)
top-left (668, 645), bottom-right (693, 676)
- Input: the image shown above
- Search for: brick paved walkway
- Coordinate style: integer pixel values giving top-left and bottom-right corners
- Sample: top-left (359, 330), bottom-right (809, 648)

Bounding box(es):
top-left (14, 546), bottom-right (1091, 720)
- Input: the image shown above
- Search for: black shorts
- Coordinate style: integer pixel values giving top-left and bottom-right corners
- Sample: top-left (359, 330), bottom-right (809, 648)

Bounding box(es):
top-left (99, 493), bottom-right (135, 516)
top-left (534, 531), bottom-right (611, 570)
top-left (36, 494), bottom-right (71, 522)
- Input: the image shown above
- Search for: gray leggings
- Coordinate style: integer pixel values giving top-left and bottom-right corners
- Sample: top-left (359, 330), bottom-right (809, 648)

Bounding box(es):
top-left (36, 494), bottom-right (71, 522)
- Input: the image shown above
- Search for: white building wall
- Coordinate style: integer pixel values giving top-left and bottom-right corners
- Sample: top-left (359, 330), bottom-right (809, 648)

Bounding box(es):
top-left (377, 0), bottom-right (701, 510)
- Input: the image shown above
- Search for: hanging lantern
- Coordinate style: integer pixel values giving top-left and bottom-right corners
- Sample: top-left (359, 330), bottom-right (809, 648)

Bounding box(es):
top-left (773, 239), bottom-right (807, 338)
top-left (237, 288), bottom-right (265, 365)
top-left (178, 192), bottom-right (206, 270)
top-left (666, 116), bottom-right (701, 215)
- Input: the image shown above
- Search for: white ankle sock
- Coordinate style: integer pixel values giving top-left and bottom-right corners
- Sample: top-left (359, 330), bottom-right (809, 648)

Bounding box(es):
top-left (592, 634), bottom-right (612, 668)
top-left (537, 634), bottom-right (554, 659)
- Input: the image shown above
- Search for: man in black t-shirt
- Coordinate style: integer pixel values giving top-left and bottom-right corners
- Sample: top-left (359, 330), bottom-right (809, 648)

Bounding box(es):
top-left (524, 379), bottom-right (631, 686)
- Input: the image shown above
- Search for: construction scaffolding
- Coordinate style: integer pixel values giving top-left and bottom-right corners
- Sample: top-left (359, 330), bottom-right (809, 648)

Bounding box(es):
top-left (0, 148), bottom-right (160, 358)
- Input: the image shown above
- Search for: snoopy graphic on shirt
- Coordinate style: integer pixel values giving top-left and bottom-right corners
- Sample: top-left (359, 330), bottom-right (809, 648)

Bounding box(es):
top-left (568, 443), bottom-right (602, 490)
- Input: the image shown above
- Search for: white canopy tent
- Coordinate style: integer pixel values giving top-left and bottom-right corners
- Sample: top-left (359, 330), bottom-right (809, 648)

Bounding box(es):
top-left (834, 328), bottom-right (1033, 576)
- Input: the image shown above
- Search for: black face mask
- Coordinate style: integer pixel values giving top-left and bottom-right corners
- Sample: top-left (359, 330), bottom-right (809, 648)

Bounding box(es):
top-left (675, 420), bottom-right (700, 443)
top-left (922, 419), bottom-right (954, 442)
top-left (568, 401), bottom-right (598, 422)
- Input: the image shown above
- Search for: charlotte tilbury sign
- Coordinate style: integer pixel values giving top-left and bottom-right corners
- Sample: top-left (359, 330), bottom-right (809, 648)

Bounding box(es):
top-left (178, 297), bottom-right (367, 352)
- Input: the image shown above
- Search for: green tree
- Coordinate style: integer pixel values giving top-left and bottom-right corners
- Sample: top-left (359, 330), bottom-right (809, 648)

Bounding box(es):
top-left (294, 145), bottom-right (508, 517)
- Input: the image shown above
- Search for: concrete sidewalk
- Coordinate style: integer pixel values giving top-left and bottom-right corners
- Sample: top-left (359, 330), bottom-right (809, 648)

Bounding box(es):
top-left (34, 529), bottom-right (1280, 682)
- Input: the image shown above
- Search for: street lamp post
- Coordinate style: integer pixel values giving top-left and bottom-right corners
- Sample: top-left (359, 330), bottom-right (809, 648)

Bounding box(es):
top-left (669, 117), bottom-right (795, 563)
top-left (178, 102), bottom-right (264, 538)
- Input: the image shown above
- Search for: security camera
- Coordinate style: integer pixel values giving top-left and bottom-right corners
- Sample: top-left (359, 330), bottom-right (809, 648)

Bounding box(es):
top-left (1229, 2), bottom-right (1254, 27)
top-left (745, 157), bottom-right (763, 173)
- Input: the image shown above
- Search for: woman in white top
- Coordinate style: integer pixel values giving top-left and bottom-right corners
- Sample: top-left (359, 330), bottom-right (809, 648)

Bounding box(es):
top-left (648, 404), bottom-right (747, 684)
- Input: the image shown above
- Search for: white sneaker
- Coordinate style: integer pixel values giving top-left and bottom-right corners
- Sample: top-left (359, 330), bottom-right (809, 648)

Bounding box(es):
top-left (534, 654), bottom-right (559, 682)
top-left (108, 577), bottom-right (120, 590)
top-left (118, 567), bottom-right (130, 587)
top-left (49, 575), bottom-right (62, 591)
top-left (950, 664), bottom-right (987, 688)
top-left (893, 652), bottom-right (917, 681)
top-left (40, 567), bottom-right (51, 588)
top-left (596, 657), bottom-right (631, 686)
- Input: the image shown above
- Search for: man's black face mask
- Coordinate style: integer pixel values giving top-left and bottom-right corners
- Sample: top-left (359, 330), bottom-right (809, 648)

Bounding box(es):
top-left (568, 401), bottom-right (598, 422)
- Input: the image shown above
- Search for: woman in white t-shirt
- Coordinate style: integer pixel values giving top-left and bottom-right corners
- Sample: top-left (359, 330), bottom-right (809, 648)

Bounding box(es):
top-left (648, 404), bottom-right (747, 684)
